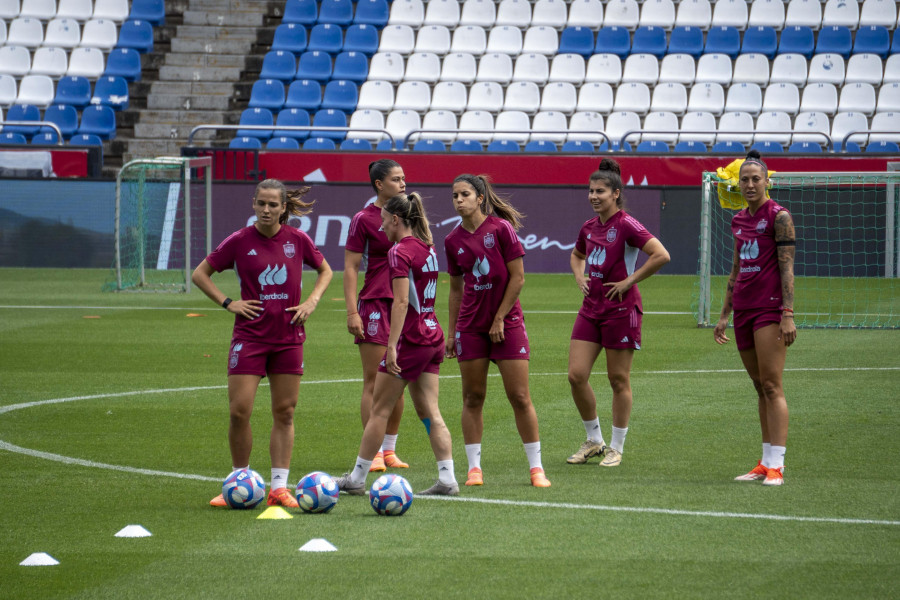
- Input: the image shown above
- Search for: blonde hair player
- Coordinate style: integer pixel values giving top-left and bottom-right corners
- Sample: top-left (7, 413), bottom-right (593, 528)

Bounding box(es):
top-left (444, 174), bottom-right (551, 488)
top-left (193, 179), bottom-right (333, 508)
top-left (566, 159), bottom-right (670, 468)
top-left (714, 150), bottom-right (796, 486)
top-left (344, 159), bottom-right (410, 472)
top-left (335, 193), bottom-right (458, 496)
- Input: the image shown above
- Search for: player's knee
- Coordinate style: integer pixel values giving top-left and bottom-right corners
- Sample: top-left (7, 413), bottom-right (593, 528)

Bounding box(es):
top-left (568, 370), bottom-right (589, 388)
top-left (462, 390), bottom-right (486, 408)
top-left (607, 373), bottom-right (631, 395)
top-left (759, 378), bottom-right (782, 400)
top-left (506, 389), bottom-right (532, 411)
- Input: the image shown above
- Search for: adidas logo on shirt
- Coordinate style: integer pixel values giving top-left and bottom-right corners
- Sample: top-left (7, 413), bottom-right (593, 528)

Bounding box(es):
top-left (519, 347), bottom-right (527, 354)
top-left (620, 336), bottom-right (629, 343)
top-left (458, 248), bottom-right (464, 255)
top-left (248, 249), bottom-right (257, 255)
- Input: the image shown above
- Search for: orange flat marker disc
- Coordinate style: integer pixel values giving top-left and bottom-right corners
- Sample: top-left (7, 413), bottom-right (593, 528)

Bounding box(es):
top-left (186, 313), bottom-right (206, 317)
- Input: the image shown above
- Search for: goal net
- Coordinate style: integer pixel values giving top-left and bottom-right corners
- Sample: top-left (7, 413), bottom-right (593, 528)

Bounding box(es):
top-left (694, 169), bottom-right (900, 329)
top-left (103, 156), bottom-right (212, 292)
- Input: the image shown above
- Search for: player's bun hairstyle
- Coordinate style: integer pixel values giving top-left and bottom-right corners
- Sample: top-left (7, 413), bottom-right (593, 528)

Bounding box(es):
top-left (254, 178), bottom-right (314, 224)
top-left (369, 159), bottom-right (403, 193)
top-left (590, 158), bottom-right (625, 209)
top-left (740, 149), bottom-right (768, 174)
top-left (453, 173), bottom-right (524, 231)
top-left (384, 192), bottom-right (433, 245)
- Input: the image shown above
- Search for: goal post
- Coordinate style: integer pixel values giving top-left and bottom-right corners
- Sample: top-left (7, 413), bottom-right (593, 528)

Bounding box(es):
top-left (694, 170), bottom-right (900, 329)
top-left (104, 156), bottom-right (213, 292)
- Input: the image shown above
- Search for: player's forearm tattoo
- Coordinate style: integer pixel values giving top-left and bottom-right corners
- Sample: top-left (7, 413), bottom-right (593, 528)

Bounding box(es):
top-left (774, 211), bottom-right (796, 309)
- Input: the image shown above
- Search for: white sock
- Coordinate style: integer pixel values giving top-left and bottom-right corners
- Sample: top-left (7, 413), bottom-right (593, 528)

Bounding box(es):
top-left (610, 426), bottom-right (628, 453)
top-left (762, 442), bottom-right (772, 468)
top-left (382, 434), bottom-right (398, 453)
top-left (583, 418), bottom-right (604, 444)
top-left (350, 456), bottom-right (372, 485)
top-left (270, 468), bottom-right (289, 490)
top-left (770, 445), bottom-right (786, 470)
top-left (232, 465), bottom-right (249, 472)
top-left (465, 444), bottom-right (482, 471)
top-left (437, 460), bottom-right (456, 485)
top-left (523, 441), bottom-right (543, 470)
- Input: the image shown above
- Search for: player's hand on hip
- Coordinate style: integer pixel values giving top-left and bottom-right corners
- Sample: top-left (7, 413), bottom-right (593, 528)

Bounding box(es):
top-left (232, 299), bottom-right (263, 320)
top-left (287, 302), bottom-right (313, 325)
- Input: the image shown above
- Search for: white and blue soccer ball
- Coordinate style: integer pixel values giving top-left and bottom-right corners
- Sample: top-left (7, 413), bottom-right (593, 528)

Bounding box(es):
top-left (369, 474), bottom-right (413, 516)
top-left (222, 468), bottom-right (266, 509)
top-left (295, 471), bottom-right (339, 514)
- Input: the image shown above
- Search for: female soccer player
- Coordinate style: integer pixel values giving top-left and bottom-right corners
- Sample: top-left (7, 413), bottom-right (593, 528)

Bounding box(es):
top-left (344, 159), bottom-right (409, 472)
top-left (193, 179), bottom-right (333, 507)
top-left (335, 193), bottom-right (458, 496)
top-left (444, 174), bottom-right (551, 488)
top-left (714, 150), bottom-right (796, 486)
top-left (566, 159), bottom-right (670, 468)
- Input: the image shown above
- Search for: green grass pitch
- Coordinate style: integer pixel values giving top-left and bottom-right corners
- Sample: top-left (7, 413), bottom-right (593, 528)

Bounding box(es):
top-left (1, 268), bottom-right (898, 599)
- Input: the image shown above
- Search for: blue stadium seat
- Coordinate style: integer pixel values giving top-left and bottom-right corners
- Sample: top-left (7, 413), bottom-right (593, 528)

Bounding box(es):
top-left (632, 26), bottom-right (667, 58)
top-left (128, 0), bottom-right (165, 26)
top-left (237, 107), bottom-right (274, 140)
top-left (283, 0), bottom-right (318, 26)
top-left (595, 26), bottom-right (631, 59)
top-left (285, 79), bottom-right (322, 111)
top-left (341, 137), bottom-right (374, 150)
top-left (332, 51), bottom-right (369, 83)
top-left (321, 80), bottom-right (358, 114)
top-left (354, 0), bottom-right (390, 27)
top-left (318, 0), bottom-right (354, 26)
top-left (275, 107), bottom-right (311, 140)
top-left (838, 141), bottom-right (862, 152)
top-left (118, 19), bottom-right (154, 53)
top-left (866, 140), bottom-right (900, 152)
top-left (788, 141), bottom-right (823, 153)
top-left (854, 25), bottom-right (891, 59)
top-left (31, 131), bottom-right (60, 145)
top-left (597, 140), bottom-right (632, 151)
top-left (343, 24), bottom-right (380, 56)
top-left (77, 105), bottom-right (117, 140)
top-left (267, 136), bottom-right (301, 149)
top-left (561, 140), bottom-right (594, 153)
top-left (705, 26), bottom-right (741, 59)
top-left (413, 138), bottom-right (446, 152)
top-left (487, 139), bottom-right (521, 152)
top-left (229, 136), bottom-right (263, 149)
top-left (54, 76), bottom-right (91, 108)
top-left (741, 26), bottom-right (778, 60)
top-left (559, 26), bottom-right (595, 58)
top-left (450, 139), bottom-right (483, 152)
top-left (4, 104), bottom-right (41, 138)
top-left (893, 30), bottom-right (900, 55)
top-left (668, 26), bottom-right (704, 58)
top-left (816, 26), bottom-right (852, 59)
top-left (636, 140), bottom-right (669, 152)
top-left (304, 136), bottom-right (337, 150)
top-left (711, 140), bottom-right (745, 152)
top-left (249, 79), bottom-right (286, 111)
top-left (778, 26), bottom-right (815, 59)
top-left (524, 139), bottom-right (558, 152)
top-left (296, 51), bottom-right (333, 83)
top-left (69, 133), bottom-right (103, 146)
top-left (104, 48), bottom-right (142, 82)
top-left (674, 140), bottom-right (707, 153)
top-left (376, 138), bottom-right (400, 151)
top-left (308, 23), bottom-right (343, 54)
top-left (750, 141), bottom-right (784, 153)
top-left (41, 104), bottom-right (78, 138)
top-left (0, 132), bottom-right (28, 144)
top-left (312, 108), bottom-right (347, 140)
top-left (260, 51), bottom-right (297, 82)
top-left (91, 76), bottom-right (129, 111)
top-left (272, 24), bottom-right (308, 55)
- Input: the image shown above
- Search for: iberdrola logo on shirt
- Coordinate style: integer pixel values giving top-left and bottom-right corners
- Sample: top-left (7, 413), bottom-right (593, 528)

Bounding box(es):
top-left (258, 264), bottom-right (287, 288)
top-left (472, 257), bottom-right (492, 291)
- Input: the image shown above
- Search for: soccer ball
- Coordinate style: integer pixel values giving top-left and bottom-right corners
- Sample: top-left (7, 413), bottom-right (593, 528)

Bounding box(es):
top-left (222, 468), bottom-right (266, 509)
top-left (369, 474), bottom-right (413, 516)
top-left (295, 471), bottom-right (339, 514)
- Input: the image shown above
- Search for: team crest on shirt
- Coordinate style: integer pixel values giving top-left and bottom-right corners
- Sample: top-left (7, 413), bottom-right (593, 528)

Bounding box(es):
top-left (483, 232), bottom-right (495, 248)
top-left (229, 343), bottom-right (243, 369)
top-left (283, 243), bottom-right (295, 258)
top-left (606, 227), bottom-right (617, 243)
top-left (755, 219), bottom-right (767, 233)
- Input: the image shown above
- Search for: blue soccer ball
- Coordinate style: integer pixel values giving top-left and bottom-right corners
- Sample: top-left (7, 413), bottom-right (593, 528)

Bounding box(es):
top-left (369, 474), bottom-right (413, 516)
top-left (295, 471), bottom-right (339, 514)
top-left (222, 468), bottom-right (266, 509)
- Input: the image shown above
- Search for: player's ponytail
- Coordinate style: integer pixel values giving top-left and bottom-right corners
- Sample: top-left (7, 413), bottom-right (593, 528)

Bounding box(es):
top-left (453, 173), bottom-right (525, 231)
top-left (254, 178), bottom-right (314, 223)
top-left (590, 158), bottom-right (625, 209)
top-left (385, 192), bottom-right (433, 245)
